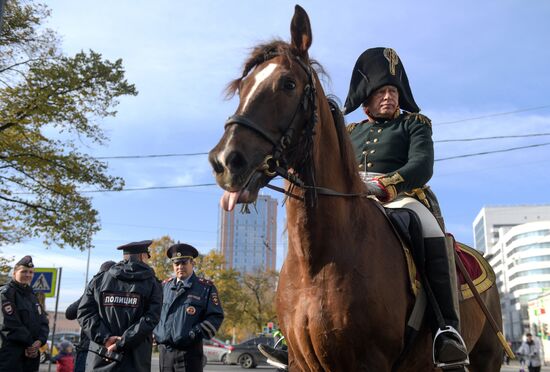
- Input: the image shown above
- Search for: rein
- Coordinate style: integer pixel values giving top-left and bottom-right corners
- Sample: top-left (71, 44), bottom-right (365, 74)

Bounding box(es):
top-left (224, 52), bottom-right (369, 203)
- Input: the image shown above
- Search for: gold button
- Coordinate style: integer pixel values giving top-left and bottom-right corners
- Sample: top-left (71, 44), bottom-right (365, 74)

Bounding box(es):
top-left (373, 138), bottom-right (379, 143)
top-left (366, 140), bottom-right (371, 144)
top-left (370, 149), bottom-right (376, 154)
top-left (367, 162), bottom-right (373, 168)
top-left (362, 150), bottom-right (367, 155)
top-left (359, 164), bottom-right (364, 169)
top-left (377, 128), bottom-right (382, 133)
top-left (369, 129), bottom-right (374, 133)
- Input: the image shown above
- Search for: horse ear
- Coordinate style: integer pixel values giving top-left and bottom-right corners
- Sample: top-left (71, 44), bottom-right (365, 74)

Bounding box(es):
top-left (290, 5), bottom-right (312, 56)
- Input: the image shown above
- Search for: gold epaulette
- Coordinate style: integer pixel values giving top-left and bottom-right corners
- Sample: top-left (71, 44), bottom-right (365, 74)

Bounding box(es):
top-left (198, 277), bottom-right (213, 286)
top-left (405, 112), bottom-right (432, 127)
top-left (346, 122), bottom-right (359, 133)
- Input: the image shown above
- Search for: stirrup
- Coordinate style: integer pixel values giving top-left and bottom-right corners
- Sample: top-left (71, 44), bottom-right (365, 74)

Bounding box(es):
top-left (433, 326), bottom-right (469, 368)
top-left (266, 358), bottom-right (288, 370)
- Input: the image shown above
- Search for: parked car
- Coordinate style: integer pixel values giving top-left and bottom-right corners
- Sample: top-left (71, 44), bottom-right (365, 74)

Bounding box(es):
top-left (39, 332), bottom-right (80, 363)
top-left (226, 336), bottom-right (274, 369)
top-left (203, 337), bottom-right (233, 364)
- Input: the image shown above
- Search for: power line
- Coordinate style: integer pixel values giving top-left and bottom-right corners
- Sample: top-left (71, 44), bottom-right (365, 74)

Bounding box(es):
top-left (82, 143), bottom-right (549, 192)
top-left (435, 133), bottom-right (550, 143)
top-left (434, 105), bottom-right (550, 126)
top-left (435, 142), bottom-right (550, 162)
top-left (94, 133), bottom-right (550, 159)
top-left (82, 183), bottom-right (217, 193)
top-left (96, 152), bottom-right (208, 160)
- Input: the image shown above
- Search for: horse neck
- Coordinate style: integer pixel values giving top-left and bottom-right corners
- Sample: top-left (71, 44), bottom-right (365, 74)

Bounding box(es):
top-left (285, 84), bottom-right (373, 272)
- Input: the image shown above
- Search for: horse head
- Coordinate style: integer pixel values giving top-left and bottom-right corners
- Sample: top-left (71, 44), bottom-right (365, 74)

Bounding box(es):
top-left (209, 5), bottom-right (316, 211)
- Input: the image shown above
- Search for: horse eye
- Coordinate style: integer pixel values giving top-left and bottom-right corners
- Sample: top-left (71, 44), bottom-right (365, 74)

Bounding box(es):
top-left (283, 80), bottom-right (296, 90)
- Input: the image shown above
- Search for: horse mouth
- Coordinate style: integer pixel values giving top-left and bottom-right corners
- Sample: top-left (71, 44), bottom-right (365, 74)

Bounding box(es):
top-left (219, 170), bottom-right (266, 212)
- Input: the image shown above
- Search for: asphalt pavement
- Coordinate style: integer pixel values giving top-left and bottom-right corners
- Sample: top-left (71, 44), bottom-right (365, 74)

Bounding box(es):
top-left (41, 358), bottom-right (550, 371)
top-left (40, 358), bottom-right (278, 372)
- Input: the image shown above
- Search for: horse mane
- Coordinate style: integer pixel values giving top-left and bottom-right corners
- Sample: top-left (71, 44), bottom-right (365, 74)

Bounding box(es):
top-left (325, 95), bottom-right (362, 187)
top-left (224, 39), bottom-right (328, 98)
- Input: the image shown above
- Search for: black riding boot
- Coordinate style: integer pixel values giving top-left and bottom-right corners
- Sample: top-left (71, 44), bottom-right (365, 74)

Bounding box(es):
top-left (424, 237), bottom-right (468, 367)
top-left (258, 343), bottom-right (288, 368)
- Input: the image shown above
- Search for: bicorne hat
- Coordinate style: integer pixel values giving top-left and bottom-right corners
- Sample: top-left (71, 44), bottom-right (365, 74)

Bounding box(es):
top-left (343, 47), bottom-right (419, 115)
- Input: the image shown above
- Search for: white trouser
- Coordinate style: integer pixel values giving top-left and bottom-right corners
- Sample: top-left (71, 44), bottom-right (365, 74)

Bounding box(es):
top-left (384, 196), bottom-right (444, 238)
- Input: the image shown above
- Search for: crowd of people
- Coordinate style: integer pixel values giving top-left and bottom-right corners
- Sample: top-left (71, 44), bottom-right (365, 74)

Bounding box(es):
top-left (0, 241), bottom-right (224, 372)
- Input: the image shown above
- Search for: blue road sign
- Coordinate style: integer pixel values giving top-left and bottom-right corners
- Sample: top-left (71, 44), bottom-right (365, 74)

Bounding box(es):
top-left (31, 268), bottom-right (57, 297)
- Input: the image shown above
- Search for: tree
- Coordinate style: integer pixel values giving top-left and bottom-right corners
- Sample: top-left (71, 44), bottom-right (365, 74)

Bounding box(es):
top-left (148, 236), bottom-right (175, 280)
top-left (195, 251), bottom-right (245, 340)
top-left (0, 254), bottom-right (12, 285)
top-left (240, 269), bottom-right (278, 334)
top-left (0, 0), bottom-right (137, 250)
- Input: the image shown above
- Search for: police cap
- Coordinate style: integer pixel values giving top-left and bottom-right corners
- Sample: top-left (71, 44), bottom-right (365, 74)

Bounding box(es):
top-left (166, 243), bottom-right (199, 263)
top-left (14, 255), bottom-right (34, 269)
top-left (116, 240), bottom-right (152, 254)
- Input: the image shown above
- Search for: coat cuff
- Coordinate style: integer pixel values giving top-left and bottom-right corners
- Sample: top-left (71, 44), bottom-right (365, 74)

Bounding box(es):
top-left (376, 172), bottom-right (404, 202)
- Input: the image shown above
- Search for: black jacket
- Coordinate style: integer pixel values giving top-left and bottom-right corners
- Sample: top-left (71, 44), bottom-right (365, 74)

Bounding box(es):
top-left (153, 272), bottom-right (224, 350)
top-left (77, 258), bottom-right (162, 372)
top-left (0, 279), bottom-right (49, 370)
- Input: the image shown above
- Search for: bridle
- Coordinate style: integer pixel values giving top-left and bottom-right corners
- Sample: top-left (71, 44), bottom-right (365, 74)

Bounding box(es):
top-left (224, 52), bottom-right (367, 203)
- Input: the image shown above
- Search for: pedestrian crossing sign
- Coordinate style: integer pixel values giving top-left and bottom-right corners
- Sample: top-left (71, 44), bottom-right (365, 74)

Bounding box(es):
top-left (31, 268), bottom-right (57, 297)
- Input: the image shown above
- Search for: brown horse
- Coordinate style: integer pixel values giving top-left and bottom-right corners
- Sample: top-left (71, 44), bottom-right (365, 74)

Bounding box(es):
top-left (209, 5), bottom-right (502, 372)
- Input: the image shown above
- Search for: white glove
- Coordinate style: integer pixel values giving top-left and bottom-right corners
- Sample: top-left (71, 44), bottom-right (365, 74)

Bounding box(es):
top-left (359, 172), bottom-right (389, 201)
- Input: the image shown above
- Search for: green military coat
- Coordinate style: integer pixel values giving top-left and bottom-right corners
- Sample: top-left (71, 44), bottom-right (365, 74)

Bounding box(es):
top-left (347, 112), bottom-right (434, 200)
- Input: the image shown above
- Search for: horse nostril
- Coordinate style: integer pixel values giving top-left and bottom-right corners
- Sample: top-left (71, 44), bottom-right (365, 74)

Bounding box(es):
top-left (225, 151), bottom-right (248, 173)
top-left (209, 152), bottom-right (225, 175)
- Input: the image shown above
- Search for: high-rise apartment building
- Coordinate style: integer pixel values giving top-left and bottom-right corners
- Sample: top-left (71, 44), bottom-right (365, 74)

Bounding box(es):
top-left (218, 195), bottom-right (277, 273)
top-left (473, 205), bottom-right (550, 254)
top-left (487, 221), bottom-right (550, 341)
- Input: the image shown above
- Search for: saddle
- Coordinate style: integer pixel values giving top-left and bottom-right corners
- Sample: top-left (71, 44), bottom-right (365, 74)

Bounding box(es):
top-left (385, 208), bottom-right (495, 299)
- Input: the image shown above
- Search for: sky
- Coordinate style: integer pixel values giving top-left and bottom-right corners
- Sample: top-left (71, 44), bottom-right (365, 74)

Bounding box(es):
top-left (2, 0), bottom-right (550, 311)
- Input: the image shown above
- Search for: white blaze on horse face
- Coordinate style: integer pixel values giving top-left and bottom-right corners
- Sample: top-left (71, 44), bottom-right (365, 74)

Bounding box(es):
top-left (241, 63), bottom-right (279, 112)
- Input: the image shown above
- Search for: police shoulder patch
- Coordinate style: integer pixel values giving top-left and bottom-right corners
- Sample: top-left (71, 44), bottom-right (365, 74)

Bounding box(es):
top-left (405, 112), bottom-right (431, 127)
top-left (197, 277), bottom-right (213, 286)
top-left (2, 301), bottom-right (14, 315)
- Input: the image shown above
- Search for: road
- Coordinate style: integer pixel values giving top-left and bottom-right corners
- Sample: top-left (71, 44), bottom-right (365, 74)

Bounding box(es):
top-left (40, 358), bottom-right (278, 372)
top-left (40, 358), bottom-right (550, 371)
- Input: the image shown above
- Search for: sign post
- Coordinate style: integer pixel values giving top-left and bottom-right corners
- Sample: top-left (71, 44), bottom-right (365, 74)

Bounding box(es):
top-left (33, 268), bottom-right (62, 372)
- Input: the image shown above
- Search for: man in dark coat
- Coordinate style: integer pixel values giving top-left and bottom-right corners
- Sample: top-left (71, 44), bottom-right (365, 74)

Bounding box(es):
top-left (154, 243), bottom-right (224, 372)
top-left (77, 241), bottom-right (162, 372)
top-left (0, 256), bottom-right (49, 372)
top-left (65, 260), bottom-right (116, 372)
top-left (344, 47), bottom-right (468, 368)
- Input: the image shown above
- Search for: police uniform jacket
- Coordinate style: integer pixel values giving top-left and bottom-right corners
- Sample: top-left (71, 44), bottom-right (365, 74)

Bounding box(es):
top-left (153, 272), bottom-right (224, 350)
top-left (0, 279), bottom-right (49, 370)
top-left (348, 112), bottom-right (434, 201)
top-left (77, 258), bottom-right (162, 372)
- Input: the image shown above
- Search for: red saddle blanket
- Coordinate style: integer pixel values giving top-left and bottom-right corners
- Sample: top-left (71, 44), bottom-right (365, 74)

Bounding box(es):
top-left (453, 239), bottom-right (495, 300)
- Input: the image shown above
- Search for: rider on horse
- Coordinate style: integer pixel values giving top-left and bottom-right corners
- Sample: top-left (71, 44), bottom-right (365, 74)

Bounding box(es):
top-left (343, 47), bottom-right (468, 367)
top-left (260, 47), bottom-right (468, 369)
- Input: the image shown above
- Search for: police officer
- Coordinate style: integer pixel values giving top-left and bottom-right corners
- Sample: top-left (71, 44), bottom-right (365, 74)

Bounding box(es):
top-left (65, 260), bottom-right (116, 372)
top-left (154, 243), bottom-right (224, 372)
top-left (344, 47), bottom-right (467, 367)
top-left (77, 240), bottom-right (162, 372)
top-left (0, 256), bottom-right (49, 372)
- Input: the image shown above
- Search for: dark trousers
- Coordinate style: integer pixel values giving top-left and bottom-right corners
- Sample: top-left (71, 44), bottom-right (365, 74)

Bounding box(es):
top-left (528, 366), bottom-right (541, 372)
top-left (159, 343), bottom-right (203, 372)
top-left (74, 349), bottom-right (87, 372)
top-left (0, 344), bottom-right (40, 372)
